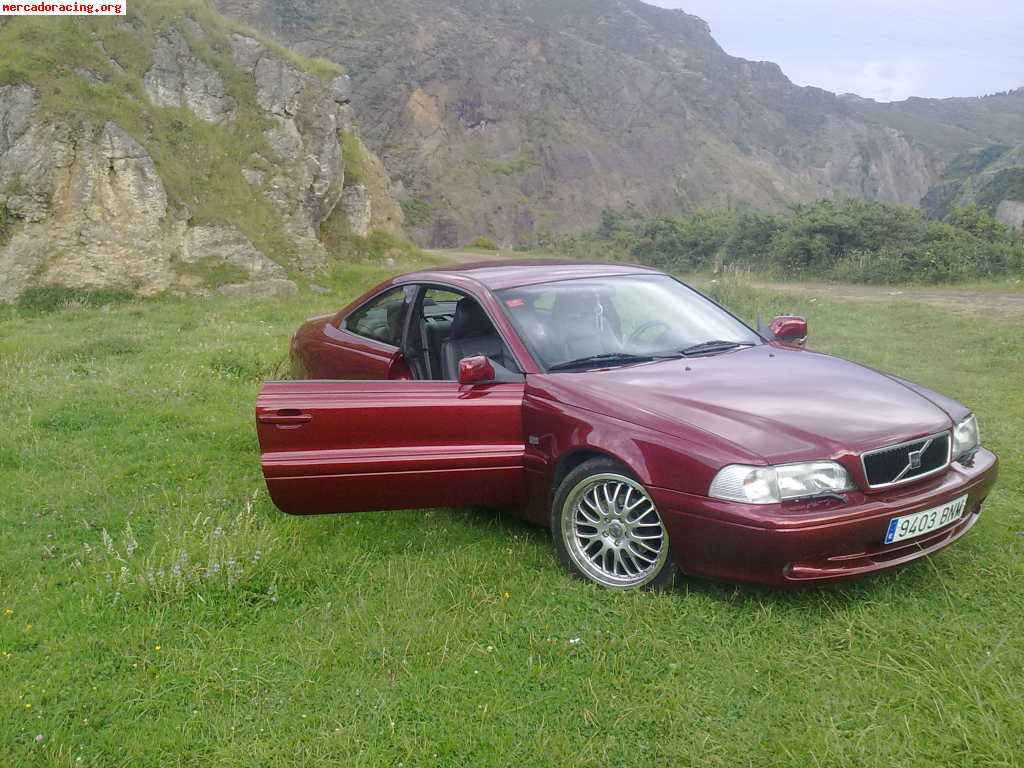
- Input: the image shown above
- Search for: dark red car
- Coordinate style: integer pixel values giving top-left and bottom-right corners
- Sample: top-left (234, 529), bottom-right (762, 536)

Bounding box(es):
top-left (256, 262), bottom-right (998, 589)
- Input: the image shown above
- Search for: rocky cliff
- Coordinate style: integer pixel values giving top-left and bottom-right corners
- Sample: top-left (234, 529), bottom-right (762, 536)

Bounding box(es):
top-left (0, 0), bottom-right (402, 303)
top-left (846, 88), bottom-right (1024, 229)
top-left (213, 0), bottom-right (960, 246)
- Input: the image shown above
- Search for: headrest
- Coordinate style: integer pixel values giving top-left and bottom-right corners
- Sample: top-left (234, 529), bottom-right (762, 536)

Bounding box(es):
top-left (553, 290), bottom-right (600, 320)
top-left (450, 298), bottom-right (494, 338)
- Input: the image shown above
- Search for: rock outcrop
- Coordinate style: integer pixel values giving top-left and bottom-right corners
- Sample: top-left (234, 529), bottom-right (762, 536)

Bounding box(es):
top-left (921, 143), bottom-right (1024, 227)
top-left (143, 28), bottom-right (237, 124)
top-left (340, 185), bottom-right (372, 237)
top-left (0, 9), bottom-right (404, 302)
top-left (229, 32), bottom-right (355, 266)
top-left (996, 200), bottom-right (1024, 230)
top-left (0, 98), bottom-right (179, 302)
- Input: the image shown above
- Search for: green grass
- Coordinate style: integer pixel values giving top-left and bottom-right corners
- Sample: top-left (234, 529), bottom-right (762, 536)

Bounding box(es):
top-left (399, 198), bottom-right (434, 228)
top-left (486, 151), bottom-right (541, 177)
top-left (976, 168), bottom-right (1024, 213)
top-left (341, 131), bottom-right (368, 187)
top-left (14, 285), bottom-right (137, 315)
top-left (172, 256), bottom-right (250, 289)
top-left (1, 266), bottom-right (1022, 766)
top-left (942, 145), bottom-right (1010, 180)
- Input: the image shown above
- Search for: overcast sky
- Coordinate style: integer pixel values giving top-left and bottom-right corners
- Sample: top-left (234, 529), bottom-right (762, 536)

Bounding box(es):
top-left (645, 0), bottom-right (1024, 102)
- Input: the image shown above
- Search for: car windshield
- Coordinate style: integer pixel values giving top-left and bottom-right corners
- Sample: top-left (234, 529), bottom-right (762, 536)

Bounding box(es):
top-left (497, 274), bottom-right (761, 371)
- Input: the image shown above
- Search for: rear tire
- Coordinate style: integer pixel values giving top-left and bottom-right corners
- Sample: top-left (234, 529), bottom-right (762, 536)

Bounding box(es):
top-left (551, 457), bottom-right (676, 590)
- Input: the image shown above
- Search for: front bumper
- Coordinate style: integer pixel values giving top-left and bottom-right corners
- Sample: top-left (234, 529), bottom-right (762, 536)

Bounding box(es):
top-left (652, 448), bottom-right (999, 586)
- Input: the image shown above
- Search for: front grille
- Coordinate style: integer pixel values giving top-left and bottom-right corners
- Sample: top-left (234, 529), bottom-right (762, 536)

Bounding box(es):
top-left (861, 431), bottom-right (951, 488)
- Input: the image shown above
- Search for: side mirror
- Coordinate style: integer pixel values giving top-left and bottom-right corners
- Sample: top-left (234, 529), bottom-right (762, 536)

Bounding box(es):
top-left (458, 355), bottom-right (496, 385)
top-left (769, 315), bottom-right (808, 345)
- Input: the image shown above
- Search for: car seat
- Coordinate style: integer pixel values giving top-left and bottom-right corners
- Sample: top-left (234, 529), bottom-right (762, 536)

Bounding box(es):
top-left (440, 299), bottom-right (509, 379)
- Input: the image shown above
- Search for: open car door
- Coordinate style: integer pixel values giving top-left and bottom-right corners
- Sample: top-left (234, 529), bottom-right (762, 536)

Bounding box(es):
top-left (255, 379), bottom-right (526, 515)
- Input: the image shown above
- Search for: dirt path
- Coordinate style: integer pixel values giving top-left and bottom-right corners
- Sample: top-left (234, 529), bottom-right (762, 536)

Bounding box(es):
top-left (755, 281), bottom-right (1024, 318)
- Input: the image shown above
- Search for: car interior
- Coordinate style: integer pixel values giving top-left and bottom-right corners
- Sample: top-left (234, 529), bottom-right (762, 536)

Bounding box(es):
top-left (406, 287), bottom-right (517, 381)
top-left (499, 286), bottom-right (625, 366)
top-left (343, 286), bottom-right (412, 347)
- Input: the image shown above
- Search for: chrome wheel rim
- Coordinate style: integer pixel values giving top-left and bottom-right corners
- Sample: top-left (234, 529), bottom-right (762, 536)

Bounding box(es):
top-left (561, 473), bottom-right (669, 589)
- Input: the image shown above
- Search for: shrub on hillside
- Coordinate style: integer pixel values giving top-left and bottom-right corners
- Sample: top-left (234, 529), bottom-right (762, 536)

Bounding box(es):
top-left (546, 200), bottom-right (1023, 283)
top-left (469, 236), bottom-right (499, 250)
top-left (0, 205), bottom-right (11, 245)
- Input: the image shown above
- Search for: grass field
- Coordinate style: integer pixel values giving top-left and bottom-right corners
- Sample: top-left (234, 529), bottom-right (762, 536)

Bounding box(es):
top-left (1, 263), bottom-right (1022, 767)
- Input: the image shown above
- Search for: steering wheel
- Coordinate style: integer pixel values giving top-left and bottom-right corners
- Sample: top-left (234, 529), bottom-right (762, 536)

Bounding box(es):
top-left (626, 320), bottom-right (671, 345)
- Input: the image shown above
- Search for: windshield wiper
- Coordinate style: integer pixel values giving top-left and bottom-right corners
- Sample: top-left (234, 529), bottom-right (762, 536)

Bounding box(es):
top-left (548, 353), bottom-right (662, 372)
top-left (680, 340), bottom-right (755, 357)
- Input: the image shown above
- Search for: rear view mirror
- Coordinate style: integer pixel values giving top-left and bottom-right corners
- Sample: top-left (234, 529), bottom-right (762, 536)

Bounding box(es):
top-left (458, 355), bottom-right (496, 385)
top-left (770, 315), bottom-right (808, 344)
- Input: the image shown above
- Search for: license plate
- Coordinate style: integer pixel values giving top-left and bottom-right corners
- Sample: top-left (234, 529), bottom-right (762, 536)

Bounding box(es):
top-left (884, 494), bottom-right (968, 545)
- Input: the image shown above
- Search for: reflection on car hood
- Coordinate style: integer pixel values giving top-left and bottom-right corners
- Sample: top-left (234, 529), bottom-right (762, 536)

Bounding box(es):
top-left (534, 345), bottom-right (955, 463)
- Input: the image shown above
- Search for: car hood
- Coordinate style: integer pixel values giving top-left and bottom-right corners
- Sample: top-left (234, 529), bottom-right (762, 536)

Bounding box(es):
top-left (532, 345), bottom-right (956, 463)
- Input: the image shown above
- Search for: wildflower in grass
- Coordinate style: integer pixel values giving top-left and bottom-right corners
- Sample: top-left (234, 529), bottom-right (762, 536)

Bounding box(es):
top-left (124, 522), bottom-right (137, 557)
top-left (155, 645), bottom-right (161, 652)
top-left (35, 734), bottom-right (44, 743)
top-left (4, 608), bottom-right (12, 615)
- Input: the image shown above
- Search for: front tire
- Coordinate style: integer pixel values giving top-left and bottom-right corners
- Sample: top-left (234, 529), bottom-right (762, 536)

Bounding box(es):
top-left (551, 457), bottom-right (676, 590)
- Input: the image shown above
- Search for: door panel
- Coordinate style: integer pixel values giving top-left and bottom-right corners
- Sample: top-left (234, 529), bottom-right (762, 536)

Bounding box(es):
top-left (314, 324), bottom-right (401, 379)
top-left (256, 380), bottom-right (526, 515)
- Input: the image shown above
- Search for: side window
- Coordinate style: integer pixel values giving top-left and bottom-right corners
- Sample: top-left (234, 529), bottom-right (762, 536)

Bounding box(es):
top-left (409, 286), bottom-right (519, 380)
top-left (345, 286), bottom-right (414, 346)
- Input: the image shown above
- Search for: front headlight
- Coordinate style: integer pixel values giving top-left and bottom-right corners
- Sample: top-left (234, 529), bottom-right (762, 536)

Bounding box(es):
top-left (709, 461), bottom-right (855, 504)
top-left (952, 414), bottom-right (980, 460)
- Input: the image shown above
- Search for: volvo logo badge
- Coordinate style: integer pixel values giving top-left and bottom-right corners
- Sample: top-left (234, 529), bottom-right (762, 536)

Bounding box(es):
top-left (893, 438), bottom-right (932, 482)
top-left (907, 445), bottom-right (925, 470)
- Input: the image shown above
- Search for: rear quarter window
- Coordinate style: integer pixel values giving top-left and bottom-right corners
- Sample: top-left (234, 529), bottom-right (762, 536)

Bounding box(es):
top-left (345, 287), bottom-right (413, 345)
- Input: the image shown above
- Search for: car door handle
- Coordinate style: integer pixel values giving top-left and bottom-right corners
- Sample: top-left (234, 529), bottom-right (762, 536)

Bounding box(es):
top-left (258, 411), bottom-right (313, 425)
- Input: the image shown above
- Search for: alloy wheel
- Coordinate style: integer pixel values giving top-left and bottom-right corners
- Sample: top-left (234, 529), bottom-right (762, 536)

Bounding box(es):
top-left (560, 473), bottom-right (669, 588)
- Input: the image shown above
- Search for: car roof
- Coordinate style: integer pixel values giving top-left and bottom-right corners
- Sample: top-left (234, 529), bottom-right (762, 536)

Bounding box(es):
top-left (398, 259), bottom-right (663, 291)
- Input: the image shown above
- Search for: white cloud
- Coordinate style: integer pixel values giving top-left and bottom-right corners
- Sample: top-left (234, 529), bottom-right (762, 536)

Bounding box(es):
top-left (791, 57), bottom-right (931, 102)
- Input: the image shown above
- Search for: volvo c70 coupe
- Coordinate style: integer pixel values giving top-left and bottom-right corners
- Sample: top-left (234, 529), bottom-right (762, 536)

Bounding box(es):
top-left (255, 262), bottom-right (998, 589)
